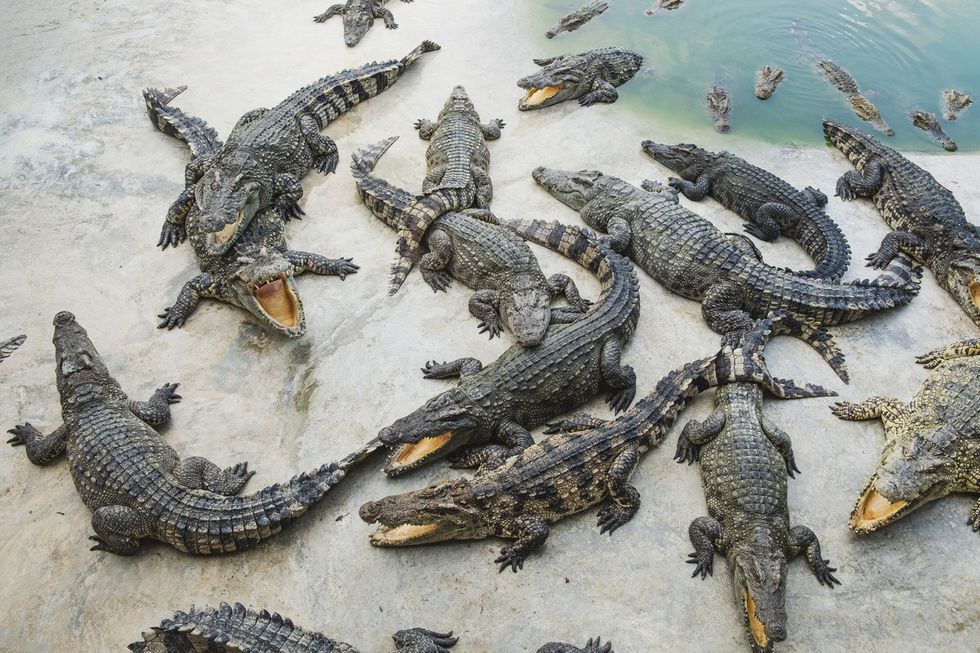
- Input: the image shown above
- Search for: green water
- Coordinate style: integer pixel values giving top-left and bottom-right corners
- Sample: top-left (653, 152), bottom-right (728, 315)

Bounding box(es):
top-left (528, 0), bottom-right (980, 151)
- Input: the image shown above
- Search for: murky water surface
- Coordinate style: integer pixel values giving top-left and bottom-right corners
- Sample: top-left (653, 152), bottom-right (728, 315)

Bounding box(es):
top-left (527, 0), bottom-right (979, 150)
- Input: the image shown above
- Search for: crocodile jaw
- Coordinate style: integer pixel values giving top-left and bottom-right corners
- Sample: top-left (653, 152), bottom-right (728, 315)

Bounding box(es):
top-left (369, 523), bottom-right (442, 546)
top-left (244, 274), bottom-right (305, 337)
top-left (849, 483), bottom-right (910, 533)
top-left (744, 591), bottom-right (771, 652)
top-left (385, 433), bottom-right (456, 476)
top-left (519, 85), bottom-right (562, 109)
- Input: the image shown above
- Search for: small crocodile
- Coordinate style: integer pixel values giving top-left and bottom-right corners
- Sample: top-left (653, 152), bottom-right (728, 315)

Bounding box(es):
top-left (645, 0), bottom-right (683, 15)
top-left (825, 119), bottom-right (980, 327)
top-left (6, 312), bottom-right (381, 554)
top-left (518, 48), bottom-right (643, 110)
top-left (676, 382), bottom-right (840, 653)
top-left (546, 1), bottom-right (609, 39)
top-left (352, 137), bottom-right (591, 345)
top-left (149, 41), bottom-right (439, 255)
top-left (361, 316), bottom-right (837, 571)
top-left (377, 221), bottom-right (639, 477)
top-left (642, 140), bottom-right (851, 279)
top-left (909, 109), bottom-right (957, 152)
top-left (0, 335), bottom-right (26, 363)
top-left (817, 59), bottom-right (894, 136)
top-left (706, 85), bottom-right (732, 133)
top-left (942, 89), bottom-right (972, 121)
top-left (831, 339), bottom-right (980, 535)
top-left (314, 0), bottom-right (414, 47)
top-left (755, 66), bottom-right (784, 100)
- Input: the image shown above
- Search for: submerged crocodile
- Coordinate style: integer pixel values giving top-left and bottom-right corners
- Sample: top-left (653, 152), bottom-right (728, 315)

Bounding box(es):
top-left (131, 602), bottom-right (611, 652)
top-left (755, 66), bottom-right (784, 100)
top-left (518, 48), bottom-right (643, 110)
top-left (0, 335), bottom-right (26, 363)
top-left (362, 316), bottom-right (837, 571)
top-left (942, 89), bottom-right (972, 121)
top-left (6, 312), bottom-right (380, 554)
top-left (642, 141), bottom-right (851, 279)
top-left (817, 59), bottom-right (894, 136)
top-left (377, 221), bottom-right (639, 477)
top-left (532, 166), bottom-right (919, 357)
top-left (832, 338), bottom-right (980, 535)
top-left (825, 119), bottom-right (980, 326)
top-left (909, 109), bottom-right (957, 152)
top-left (314, 0), bottom-right (413, 47)
top-left (706, 86), bottom-right (732, 133)
top-left (352, 137), bottom-right (591, 345)
top-left (645, 0), bottom-right (683, 15)
top-left (385, 86), bottom-right (505, 295)
top-left (676, 382), bottom-right (840, 652)
top-left (150, 41), bottom-right (439, 255)
top-left (546, 1), bottom-right (609, 39)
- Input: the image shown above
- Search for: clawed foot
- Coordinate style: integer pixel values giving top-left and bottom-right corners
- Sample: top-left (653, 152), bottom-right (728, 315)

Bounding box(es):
top-left (687, 550), bottom-right (714, 579)
top-left (477, 317), bottom-right (503, 340)
top-left (157, 222), bottom-right (186, 250)
top-left (606, 383), bottom-right (635, 414)
top-left (227, 462), bottom-right (256, 488)
top-left (276, 197), bottom-right (306, 221)
top-left (495, 545), bottom-right (528, 573)
top-left (835, 179), bottom-right (856, 201)
top-left (864, 251), bottom-right (892, 269)
top-left (744, 223), bottom-right (777, 242)
top-left (673, 436), bottom-right (699, 465)
top-left (154, 383), bottom-right (182, 405)
top-left (968, 503), bottom-right (980, 532)
top-left (420, 360), bottom-right (455, 379)
top-left (6, 423), bottom-right (38, 447)
top-left (329, 258), bottom-right (359, 280)
top-left (88, 535), bottom-right (111, 552)
top-left (916, 347), bottom-right (947, 369)
top-left (597, 504), bottom-right (635, 535)
top-left (812, 559), bottom-right (841, 588)
top-left (421, 269), bottom-right (452, 293)
top-left (157, 306), bottom-right (189, 330)
top-left (314, 151), bottom-right (339, 175)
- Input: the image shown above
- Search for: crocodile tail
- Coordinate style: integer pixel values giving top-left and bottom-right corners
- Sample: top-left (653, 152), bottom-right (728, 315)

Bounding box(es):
top-left (499, 218), bottom-right (612, 280)
top-left (143, 86), bottom-right (222, 159)
top-left (0, 334), bottom-right (26, 363)
top-left (849, 253), bottom-right (923, 290)
top-left (766, 313), bottom-right (849, 382)
top-left (351, 136), bottom-right (416, 231)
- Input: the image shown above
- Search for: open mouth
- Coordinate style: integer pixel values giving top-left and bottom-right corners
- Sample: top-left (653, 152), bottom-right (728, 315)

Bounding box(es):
top-left (744, 591), bottom-right (770, 651)
top-left (211, 208), bottom-right (246, 248)
top-left (385, 432), bottom-right (455, 475)
top-left (248, 273), bottom-right (300, 329)
top-left (521, 85), bottom-right (562, 107)
top-left (370, 522), bottom-right (441, 546)
top-left (849, 485), bottom-right (909, 533)
top-left (969, 279), bottom-right (980, 310)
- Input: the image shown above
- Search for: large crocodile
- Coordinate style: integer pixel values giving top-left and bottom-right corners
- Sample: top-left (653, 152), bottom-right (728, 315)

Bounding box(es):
top-left (676, 382), bottom-right (840, 653)
top-left (755, 66), bottom-right (784, 100)
top-left (706, 86), bottom-right (732, 133)
top-left (942, 89), bottom-right (972, 121)
top-left (517, 48), bottom-right (643, 110)
top-left (825, 119), bottom-right (980, 327)
top-left (532, 166), bottom-right (920, 355)
top-left (150, 41), bottom-right (439, 255)
top-left (314, 0), bottom-right (413, 47)
top-left (377, 221), bottom-right (639, 477)
top-left (816, 59), bottom-right (894, 136)
top-left (545, 1), bottom-right (609, 39)
top-left (131, 602), bottom-right (611, 652)
top-left (0, 334), bottom-right (26, 363)
top-left (6, 312), bottom-right (380, 554)
top-left (352, 137), bottom-right (591, 345)
top-left (831, 338), bottom-right (980, 535)
top-left (909, 109), bottom-right (957, 152)
top-left (384, 86), bottom-right (505, 295)
top-left (361, 316), bottom-right (838, 572)
top-left (642, 141), bottom-right (851, 280)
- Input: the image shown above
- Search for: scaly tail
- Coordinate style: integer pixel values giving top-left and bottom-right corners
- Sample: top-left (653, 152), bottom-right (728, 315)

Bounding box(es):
top-left (765, 312), bottom-right (848, 382)
top-left (849, 253), bottom-right (923, 290)
top-left (351, 136), bottom-right (415, 231)
top-left (0, 334), bottom-right (26, 363)
top-left (499, 218), bottom-right (613, 279)
top-left (142, 86), bottom-right (222, 159)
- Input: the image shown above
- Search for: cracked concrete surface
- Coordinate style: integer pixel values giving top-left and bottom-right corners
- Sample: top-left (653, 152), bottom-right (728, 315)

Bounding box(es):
top-left (0, 1), bottom-right (978, 651)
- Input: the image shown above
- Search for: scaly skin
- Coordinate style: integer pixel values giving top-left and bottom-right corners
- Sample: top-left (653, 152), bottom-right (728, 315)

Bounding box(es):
top-left (676, 382), bottom-right (841, 653)
top-left (361, 316), bottom-right (838, 572)
top-left (532, 166), bottom-right (920, 366)
top-left (755, 66), bottom-right (784, 100)
top-left (831, 339), bottom-right (980, 535)
top-left (817, 59), bottom-right (894, 136)
top-left (377, 221), bottom-right (640, 477)
top-left (545, 1), bottom-right (609, 39)
top-left (148, 41), bottom-right (439, 256)
top-left (942, 89), bottom-right (972, 121)
top-left (352, 137), bottom-right (591, 345)
top-left (517, 48), bottom-right (643, 110)
top-left (6, 312), bottom-right (381, 555)
top-left (313, 0), bottom-right (414, 47)
top-left (706, 86), bottom-right (732, 133)
top-left (825, 119), bottom-right (980, 327)
top-left (0, 334), bottom-right (26, 363)
top-left (642, 141), bottom-right (851, 280)
top-left (909, 110), bottom-right (957, 152)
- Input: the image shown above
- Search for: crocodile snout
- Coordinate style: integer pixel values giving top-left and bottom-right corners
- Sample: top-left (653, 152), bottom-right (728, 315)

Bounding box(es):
top-left (359, 500), bottom-right (381, 523)
top-left (53, 311), bottom-right (76, 326)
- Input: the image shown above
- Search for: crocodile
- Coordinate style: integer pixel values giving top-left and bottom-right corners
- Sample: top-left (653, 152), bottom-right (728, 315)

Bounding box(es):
top-left (6, 312), bottom-right (381, 554)
top-left (909, 109), bottom-right (957, 152)
top-left (532, 166), bottom-right (920, 353)
top-left (385, 86), bottom-right (505, 295)
top-left (313, 0), bottom-right (414, 47)
top-left (0, 334), bottom-right (26, 363)
top-left (545, 1), bottom-right (609, 39)
top-left (754, 66), bottom-right (784, 100)
top-left (706, 86), bottom-right (732, 133)
top-left (816, 59), bottom-right (894, 136)
top-left (831, 338), bottom-right (980, 535)
top-left (942, 89), bottom-right (972, 121)
top-left (645, 0), bottom-right (683, 15)
top-left (149, 41), bottom-right (439, 255)
top-left (641, 140), bottom-right (851, 280)
top-left (675, 382), bottom-right (841, 653)
top-left (517, 48), bottom-right (643, 110)
top-left (825, 119), bottom-right (980, 327)
top-left (352, 137), bottom-right (591, 345)
top-left (361, 315), bottom-right (838, 572)
top-left (377, 220), bottom-right (639, 477)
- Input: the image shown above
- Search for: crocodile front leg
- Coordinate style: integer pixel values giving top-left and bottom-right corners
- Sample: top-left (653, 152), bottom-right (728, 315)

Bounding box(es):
top-left (481, 118), bottom-right (505, 140)
top-left (7, 423), bottom-right (68, 465)
top-left (601, 216), bottom-right (633, 254)
top-left (835, 157), bottom-right (884, 201)
top-left (601, 338), bottom-right (636, 413)
top-left (158, 273), bottom-right (219, 330)
top-left (760, 414), bottom-right (801, 478)
top-left (788, 525), bottom-right (841, 587)
top-left (298, 114), bottom-right (339, 175)
top-left (674, 408), bottom-right (726, 464)
top-left (287, 250), bottom-right (359, 279)
top-left (415, 118), bottom-right (438, 140)
top-left (579, 79), bottom-right (619, 107)
top-left (547, 273), bottom-right (593, 313)
top-left (866, 230), bottom-right (929, 269)
top-left (273, 172), bottom-right (305, 220)
top-left (172, 456), bottom-right (255, 495)
top-left (543, 412), bottom-right (610, 434)
top-left (89, 505), bottom-right (151, 555)
top-left (597, 444), bottom-right (641, 535)
top-left (668, 173), bottom-right (711, 201)
top-left (917, 339), bottom-right (980, 368)
top-left (420, 358), bottom-right (483, 379)
top-left (449, 420), bottom-right (534, 470)
top-left (830, 396), bottom-right (905, 422)
top-left (472, 167), bottom-right (493, 208)
top-left (313, 4), bottom-right (345, 22)
top-left (420, 228), bottom-right (453, 292)
top-left (128, 383), bottom-right (182, 426)
top-left (469, 289), bottom-right (503, 339)
top-left (687, 515), bottom-right (723, 579)
top-left (495, 514), bottom-right (550, 572)
top-left (375, 5), bottom-right (398, 29)
top-left (158, 188), bottom-right (195, 249)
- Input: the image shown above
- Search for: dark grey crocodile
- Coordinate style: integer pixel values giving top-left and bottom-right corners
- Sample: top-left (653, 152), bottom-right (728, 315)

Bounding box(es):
top-left (942, 89), bottom-right (972, 121)
top-left (517, 48), bottom-right (643, 110)
top-left (546, 1), bottom-right (609, 39)
top-left (6, 312), bottom-right (381, 554)
top-left (706, 85), bottom-right (732, 133)
top-left (314, 0), bottom-right (414, 47)
top-left (352, 137), bottom-right (591, 345)
top-left (755, 66), bottom-right (784, 100)
top-left (377, 220), bottom-right (639, 477)
top-left (825, 119), bottom-right (980, 327)
top-left (361, 316), bottom-right (837, 572)
top-left (676, 382), bottom-right (840, 652)
top-left (642, 140), bottom-right (851, 279)
top-left (817, 59), bottom-right (894, 136)
top-left (0, 335), bottom-right (26, 363)
top-left (909, 109), bottom-right (957, 152)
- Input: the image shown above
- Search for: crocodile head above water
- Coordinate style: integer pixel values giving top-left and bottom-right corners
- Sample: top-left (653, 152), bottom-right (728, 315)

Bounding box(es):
top-left (231, 246), bottom-right (306, 338)
top-left (194, 161), bottom-right (267, 256)
top-left (640, 141), bottom-right (709, 179)
top-left (52, 311), bottom-right (121, 408)
top-left (939, 249), bottom-right (980, 328)
top-left (359, 478), bottom-right (492, 545)
top-left (501, 274), bottom-right (553, 346)
top-left (730, 547), bottom-right (789, 653)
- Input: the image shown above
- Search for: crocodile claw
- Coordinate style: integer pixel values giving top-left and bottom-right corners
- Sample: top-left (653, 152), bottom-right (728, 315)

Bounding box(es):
top-left (596, 504), bottom-right (634, 535)
top-left (6, 423), bottom-right (36, 447)
top-left (477, 318), bottom-right (503, 340)
top-left (276, 198), bottom-right (306, 221)
top-left (155, 383), bottom-right (182, 404)
top-left (814, 560), bottom-right (841, 588)
top-left (88, 535), bottom-right (110, 552)
top-left (421, 269), bottom-right (452, 293)
top-left (494, 546), bottom-right (527, 573)
top-left (314, 151), bottom-right (339, 175)
top-left (864, 251), bottom-right (892, 269)
top-left (687, 550), bottom-right (713, 579)
top-left (157, 222), bottom-right (186, 250)
top-left (157, 307), bottom-right (187, 330)
top-left (835, 178), bottom-right (856, 201)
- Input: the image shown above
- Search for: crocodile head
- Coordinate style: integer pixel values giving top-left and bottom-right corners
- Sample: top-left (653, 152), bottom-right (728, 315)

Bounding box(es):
top-left (342, 8), bottom-right (376, 47)
top-left (194, 164), bottom-right (266, 256)
top-left (438, 85), bottom-right (478, 118)
top-left (359, 478), bottom-right (493, 545)
top-left (533, 166), bottom-right (637, 234)
top-left (730, 548), bottom-right (789, 652)
top-left (939, 249), bottom-right (980, 328)
top-left (532, 167), bottom-right (605, 211)
top-left (517, 49), bottom-right (642, 110)
top-left (640, 141), bottom-right (709, 180)
top-left (230, 246), bottom-right (306, 337)
top-left (501, 274), bottom-right (552, 346)
top-left (52, 312), bottom-right (120, 407)
top-left (379, 389), bottom-right (480, 476)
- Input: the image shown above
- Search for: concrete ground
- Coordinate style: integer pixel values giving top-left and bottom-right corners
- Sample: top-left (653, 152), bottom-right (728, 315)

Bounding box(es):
top-left (0, 1), bottom-right (977, 651)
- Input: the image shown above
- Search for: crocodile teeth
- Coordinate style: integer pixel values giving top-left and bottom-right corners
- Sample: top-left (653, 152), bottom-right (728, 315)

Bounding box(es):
top-left (392, 433), bottom-right (455, 469)
top-left (524, 85), bottom-right (561, 105)
top-left (970, 279), bottom-right (980, 309)
top-left (370, 523), bottom-right (440, 545)
top-left (852, 486), bottom-right (908, 530)
top-left (744, 591), bottom-right (769, 650)
top-left (213, 209), bottom-right (244, 246)
top-left (252, 274), bottom-right (298, 327)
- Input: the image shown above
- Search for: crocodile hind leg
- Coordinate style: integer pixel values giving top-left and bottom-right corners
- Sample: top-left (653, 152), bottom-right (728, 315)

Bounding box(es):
top-left (668, 173), bottom-right (711, 201)
top-left (298, 114), bottom-right (339, 175)
top-left (547, 273), bottom-right (593, 313)
top-left (472, 167), bottom-right (493, 208)
top-left (865, 231), bottom-right (929, 269)
top-left (421, 358), bottom-right (483, 379)
top-left (674, 408), bottom-right (726, 464)
top-left (449, 420), bottom-right (533, 470)
top-left (128, 383), bottom-right (182, 426)
top-left (835, 157), bottom-right (883, 201)
top-left (287, 251), bottom-right (359, 279)
top-left (579, 79), bottom-right (620, 107)
top-left (687, 516), bottom-right (722, 579)
top-left (6, 423), bottom-right (68, 465)
top-left (469, 290), bottom-right (503, 339)
top-left (89, 505), bottom-right (151, 555)
top-left (830, 396), bottom-right (905, 422)
top-left (158, 188), bottom-right (194, 249)
top-left (158, 273), bottom-right (219, 330)
top-left (273, 173), bottom-right (305, 221)
top-left (543, 412), bottom-right (610, 434)
top-left (760, 415), bottom-right (801, 478)
top-left (746, 202), bottom-right (801, 242)
top-left (172, 456), bottom-right (255, 495)
top-left (702, 281), bottom-right (755, 334)
top-left (420, 228), bottom-right (454, 292)
top-left (495, 514), bottom-right (550, 572)
top-left (597, 445), bottom-right (641, 535)
top-left (313, 4), bottom-right (344, 22)
top-left (600, 338), bottom-right (636, 413)
top-left (421, 165), bottom-right (448, 193)
top-left (788, 525), bottom-right (841, 587)
top-left (917, 338), bottom-right (980, 368)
